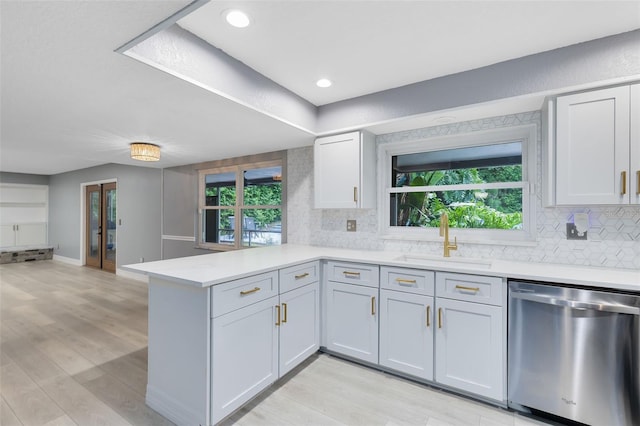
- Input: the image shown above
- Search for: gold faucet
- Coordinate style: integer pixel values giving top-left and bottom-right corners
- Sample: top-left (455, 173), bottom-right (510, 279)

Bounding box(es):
top-left (439, 213), bottom-right (457, 257)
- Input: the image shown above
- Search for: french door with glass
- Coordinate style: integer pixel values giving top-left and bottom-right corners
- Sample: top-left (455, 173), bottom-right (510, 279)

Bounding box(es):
top-left (85, 182), bottom-right (116, 272)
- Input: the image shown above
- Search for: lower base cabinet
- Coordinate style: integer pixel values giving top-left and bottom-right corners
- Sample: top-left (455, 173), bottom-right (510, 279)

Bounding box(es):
top-left (326, 281), bottom-right (379, 364)
top-left (279, 282), bottom-right (320, 376)
top-left (211, 281), bottom-right (320, 424)
top-left (211, 296), bottom-right (279, 422)
top-left (434, 297), bottom-right (504, 401)
top-left (379, 289), bottom-right (434, 380)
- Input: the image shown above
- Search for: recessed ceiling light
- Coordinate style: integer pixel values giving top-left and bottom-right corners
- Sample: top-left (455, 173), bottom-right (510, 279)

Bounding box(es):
top-left (225, 9), bottom-right (250, 28)
top-left (316, 78), bottom-right (332, 88)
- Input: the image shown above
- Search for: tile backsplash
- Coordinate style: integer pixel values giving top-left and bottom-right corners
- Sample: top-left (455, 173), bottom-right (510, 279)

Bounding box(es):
top-left (287, 111), bottom-right (640, 270)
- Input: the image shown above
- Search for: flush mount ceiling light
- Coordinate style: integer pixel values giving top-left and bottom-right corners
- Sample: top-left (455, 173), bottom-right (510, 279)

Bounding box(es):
top-left (316, 78), bottom-right (332, 88)
top-left (224, 9), bottom-right (251, 28)
top-left (130, 142), bottom-right (160, 162)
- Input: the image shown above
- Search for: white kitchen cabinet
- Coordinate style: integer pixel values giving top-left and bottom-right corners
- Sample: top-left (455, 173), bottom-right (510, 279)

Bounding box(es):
top-left (314, 130), bottom-right (376, 209)
top-left (279, 281), bottom-right (320, 376)
top-left (555, 84), bottom-right (639, 205)
top-left (325, 280), bottom-right (379, 364)
top-left (379, 289), bottom-right (434, 380)
top-left (211, 296), bottom-right (279, 422)
top-left (0, 184), bottom-right (48, 248)
top-left (434, 272), bottom-right (505, 402)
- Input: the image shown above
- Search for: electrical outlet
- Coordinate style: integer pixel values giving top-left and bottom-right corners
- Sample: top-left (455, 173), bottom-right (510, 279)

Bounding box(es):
top-left (566, 223), bottom-right (587, 240)
top-left (346, 220), bottom-right (357, 232)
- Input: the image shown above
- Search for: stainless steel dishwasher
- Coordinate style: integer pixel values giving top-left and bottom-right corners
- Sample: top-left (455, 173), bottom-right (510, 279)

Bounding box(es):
top-left (508, 280), bottom-right (640, 426)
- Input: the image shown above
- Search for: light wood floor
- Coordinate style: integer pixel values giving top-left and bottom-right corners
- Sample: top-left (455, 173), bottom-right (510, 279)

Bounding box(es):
top-left (1, 260), bottom-right (554, 426)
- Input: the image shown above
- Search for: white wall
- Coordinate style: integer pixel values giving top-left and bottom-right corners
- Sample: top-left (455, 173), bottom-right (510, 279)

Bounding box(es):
top-left (287, 111), bottom-right (640, 270)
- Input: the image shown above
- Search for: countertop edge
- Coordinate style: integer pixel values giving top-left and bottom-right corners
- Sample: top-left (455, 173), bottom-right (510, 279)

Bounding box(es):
top-left (123, 245), bottom-right (640, 292)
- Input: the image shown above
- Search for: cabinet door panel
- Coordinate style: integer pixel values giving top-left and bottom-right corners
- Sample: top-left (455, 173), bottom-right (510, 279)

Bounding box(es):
top-left (556, 86), bottom-right (630, 204)
top-left (379, 290), bottom-right (434, 380)
top-left (0, 224), bottom-right (16, 247)
top-left (631, 84), bottom-right (640, 204)
top-left (435, 298), bottom-right (503, 401)
top-left (326, 281), bottom-right (378, 363)
top-left (314, 132), bottom-right (360, 208)
top-left (279, 282), bottom-right (320, 376)
top-left (15, 223), bottom-right (47, 246)
top-left (211, 296), bottom-right (278, 423)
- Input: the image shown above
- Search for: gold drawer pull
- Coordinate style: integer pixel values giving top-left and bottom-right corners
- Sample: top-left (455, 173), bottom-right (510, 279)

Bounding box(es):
top-left (240, 287), bottom-right (261, 296)
top-left (438, 308), bottom-right (443, 329)
top-left (282, 303), bottom-right (288, 323)
top-left (295, 272), bottom-right (310, 279)
top-left (622, 171), bottom-right (627, 195)
top-left (275, 304), bottom-right (281, 326)
top-left (455, 285), bottom-right (480, 293)
top-left (343, 271), bottom-right (361, 277)
top-left (396, 278), bottom-right (417, 285)
top-left (371, 296), bottom-right (376, 315)
top-left (426, 305), bottom-right (431, 327)
top-left (353, 186), bottom-right (358, 202)
top-left (636, 171), bottom-right (640, 195)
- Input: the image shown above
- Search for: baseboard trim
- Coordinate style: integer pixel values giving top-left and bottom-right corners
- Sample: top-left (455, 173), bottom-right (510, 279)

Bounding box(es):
top-left (146, 385), bottom-right (206, 426)
top-left (52, 255), bottom-right (82, 266)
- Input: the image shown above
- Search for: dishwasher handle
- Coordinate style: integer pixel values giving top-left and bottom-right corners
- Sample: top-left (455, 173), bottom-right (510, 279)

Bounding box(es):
top-left (511, 291), bottom-right (640, 315)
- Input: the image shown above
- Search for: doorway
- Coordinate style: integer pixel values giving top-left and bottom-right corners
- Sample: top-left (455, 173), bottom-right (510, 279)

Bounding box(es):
top-left (85, 182), bottom-right (117, 272)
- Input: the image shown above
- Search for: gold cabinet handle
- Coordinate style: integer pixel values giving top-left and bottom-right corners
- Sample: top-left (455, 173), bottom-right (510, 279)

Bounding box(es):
top-left (353, 186), bottom-right (358, 202)
top-left (294, 272), bottom-right (309, 279)
top-left (275, 304), bottom-right (281, 326)
top-left (396, 278), bottom-right (417, 285)
top-left (455, 285), bottom-right (480, 293)
top-left (636, 171), bottom-right (640, 195)
top-left (282, 303), bottom-right (287, 323)
top-left (343, 271), bottom-right (361, 277)
top-left (371, 296), bottom-right (376, 316)
top-left (240, 287), bottom-right (260, 296)
top-left (438, 308), bottom-right (442, 329)
top-left (426, 305), bottom-right (431, 328)
top-left (622, 171), bottom-right (627, 195)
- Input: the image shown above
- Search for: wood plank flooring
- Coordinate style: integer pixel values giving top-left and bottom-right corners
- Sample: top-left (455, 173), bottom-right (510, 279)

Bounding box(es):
top-left (1, 260), bottom-right (554, 426)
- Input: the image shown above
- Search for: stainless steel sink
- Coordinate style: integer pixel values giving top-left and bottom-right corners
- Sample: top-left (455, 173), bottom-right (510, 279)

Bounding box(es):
top-left (393, 254), bottom-right (492, 269)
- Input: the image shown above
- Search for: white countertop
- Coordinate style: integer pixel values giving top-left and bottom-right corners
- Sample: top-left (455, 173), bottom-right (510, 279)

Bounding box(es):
top-left (124, 244), bottom-right (640, 292)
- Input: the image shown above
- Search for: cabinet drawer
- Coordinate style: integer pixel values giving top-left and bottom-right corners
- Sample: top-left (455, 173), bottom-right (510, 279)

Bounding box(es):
top-left (380, 266), bottom-right (435, 296)
top-left (326, 261), bottom-right (379, 288)
top-left (279, 261), bottom-right (319, 293)
top-left (211, 271), bottom-right (278, 317)
top-left (436, 272), bottom-right (503, 306)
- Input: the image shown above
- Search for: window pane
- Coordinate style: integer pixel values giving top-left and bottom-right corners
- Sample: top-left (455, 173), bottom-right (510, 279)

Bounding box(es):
top-left (241, 208), bottom-right (282, 247)
top-left (390, 188), bottom-right (523, 230)
top-left (243, 166), bottom-right (282, 206)
top-left (393, 142), bottom-right (522, 188)
top-left (205, 172), bottom-right (236, 206)
top-left (203, 208), bottom-right (235, 245)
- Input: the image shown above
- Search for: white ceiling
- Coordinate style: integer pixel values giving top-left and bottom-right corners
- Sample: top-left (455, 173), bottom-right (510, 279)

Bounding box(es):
top-left (179, 0), bottom-right (640, 106)
top-left (1, 0), bottom-right (639, 175)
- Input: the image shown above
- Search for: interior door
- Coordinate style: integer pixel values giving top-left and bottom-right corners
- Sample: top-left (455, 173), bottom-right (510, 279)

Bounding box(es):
top-left (85, 182), bottom-right (117, 272)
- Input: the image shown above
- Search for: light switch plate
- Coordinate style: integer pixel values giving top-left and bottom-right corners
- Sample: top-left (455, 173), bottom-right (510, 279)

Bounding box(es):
top-left (347, 220), bottom-right (356, 232)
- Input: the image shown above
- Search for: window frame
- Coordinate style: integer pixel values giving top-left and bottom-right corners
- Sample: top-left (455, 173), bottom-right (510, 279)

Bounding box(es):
top-left (378, 124), bottom-right (537, 243)
top-left (198, 158), bottom-right (285, 251)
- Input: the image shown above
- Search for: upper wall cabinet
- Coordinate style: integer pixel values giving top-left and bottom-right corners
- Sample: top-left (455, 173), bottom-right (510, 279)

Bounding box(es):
top-left (314, 131), bottom-right (376, 209)
top-left (552, 83), bottom-right (639, 205)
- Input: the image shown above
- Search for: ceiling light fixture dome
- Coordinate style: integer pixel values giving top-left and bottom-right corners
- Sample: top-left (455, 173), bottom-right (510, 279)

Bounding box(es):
top-left (130, 142), bottom-right (160, 162)
top-left (316, 78), bottom-right (332, 88)
top-left (225, 9), bottom-right (251, 28)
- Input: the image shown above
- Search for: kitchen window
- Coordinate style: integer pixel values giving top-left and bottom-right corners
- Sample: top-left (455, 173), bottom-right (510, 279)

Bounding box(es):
top-left (380, 125), bottom-right (537, 242)
top-left (198, 159), bottom-right (284, 250)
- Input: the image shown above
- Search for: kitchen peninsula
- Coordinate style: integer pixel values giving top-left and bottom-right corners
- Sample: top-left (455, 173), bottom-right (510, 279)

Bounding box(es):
top-left (125, 244), bottom-right (640, 426)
